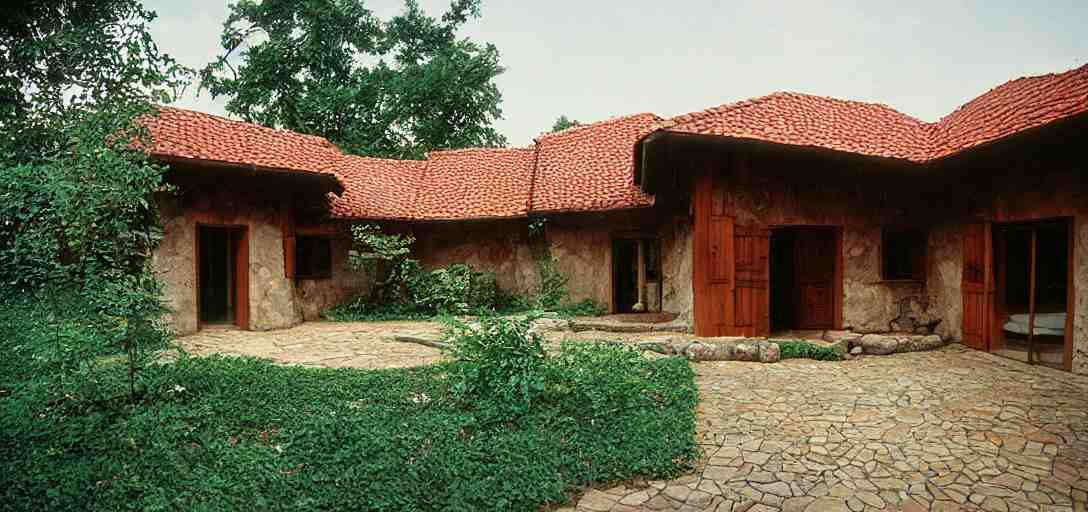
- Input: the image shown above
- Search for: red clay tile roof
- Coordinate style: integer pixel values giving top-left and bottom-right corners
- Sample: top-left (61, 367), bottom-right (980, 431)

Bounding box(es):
top-left (144, 107), bottom-right (345, 186)
top-left (413, 148), bottom-right (536, 220)
top-left (658, 63), bottom-right (1088, 163)
top-left (659, 93), bottom-right (933, 161)
top-left (928, 64), bottom-right (1088, 159)
top-left (330, 155), bottom-right (426, 220)
top-left (150, 64), bottom-right (1087, 220)
top-left (531, 113), bottom-right (657, 213)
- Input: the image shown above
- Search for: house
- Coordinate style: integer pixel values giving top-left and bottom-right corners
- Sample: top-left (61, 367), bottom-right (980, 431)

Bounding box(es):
top-left (145, 64), bottom-right (1088, 375)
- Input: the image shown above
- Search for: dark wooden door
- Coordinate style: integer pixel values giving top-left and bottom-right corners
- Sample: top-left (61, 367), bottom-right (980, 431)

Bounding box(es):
top-left (734, 225), bottom-right (770, 337)
top-left (693, 172), bottom-right (735, 336)
top-left (794, 229), bottom-right (836, 329)
top-left (961, 222), bottom-right (990, 351)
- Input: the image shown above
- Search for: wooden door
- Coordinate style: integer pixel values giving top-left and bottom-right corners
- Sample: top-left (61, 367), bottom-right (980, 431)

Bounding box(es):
top-left (693, 171), bottom-right (771, 337)
top-left (794, 229), bottom-right (836, 329)
top-left (693, 173), bottom-right (734, 336)
top-left (961, 222), bottom-right (991, 351)
top-left (734, 225), bottom-right (770, 337)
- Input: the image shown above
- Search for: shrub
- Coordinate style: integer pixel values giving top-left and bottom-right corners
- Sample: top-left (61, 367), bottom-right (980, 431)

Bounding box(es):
top-left (406, 263), bottom-right (499, 315)
top-left (777, 340), bottom-right (844, 361)
top-left (323, 299), bottom-right (431, 322)
top-left (446, 316), bottom-right (547, 422)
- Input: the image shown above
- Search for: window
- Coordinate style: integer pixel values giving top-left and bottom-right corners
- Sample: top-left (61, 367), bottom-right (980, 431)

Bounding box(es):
top-left (882, 228), bottom-right (926, 281)
top-left (295, 236), bottom-right (332, 279)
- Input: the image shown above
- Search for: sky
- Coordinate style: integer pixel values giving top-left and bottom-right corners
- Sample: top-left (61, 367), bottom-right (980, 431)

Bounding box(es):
top-left (146, 0), bottom-right (1088, 147)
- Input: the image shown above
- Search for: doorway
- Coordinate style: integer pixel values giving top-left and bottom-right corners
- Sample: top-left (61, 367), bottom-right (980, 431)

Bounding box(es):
top-left (770, 227), bottom-right (839, 331)
top-left (612, 237), bottom-right (661, 314)
top-left (197, 225), bottom-right (249, 329)
top-left (990, 219), bottom-right (1071, 369)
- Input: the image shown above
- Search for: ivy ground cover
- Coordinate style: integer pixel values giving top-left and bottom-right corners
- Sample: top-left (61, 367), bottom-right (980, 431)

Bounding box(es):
top-left (1, 345), bottom-right (698, 511)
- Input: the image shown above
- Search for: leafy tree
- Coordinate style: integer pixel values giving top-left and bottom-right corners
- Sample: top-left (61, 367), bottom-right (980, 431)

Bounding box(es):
top-left (550, 115), bottom-right (581, 133)
top-left (201, 0), bottom-right (506, 159)
top-left (0, 0), bottom-right (189, 165)
top-left (0, 1), bottom-right (185, 403)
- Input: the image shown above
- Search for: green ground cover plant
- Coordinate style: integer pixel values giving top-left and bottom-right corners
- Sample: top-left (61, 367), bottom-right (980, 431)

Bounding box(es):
top-left (776, 340), bottom-right (845, 361)
top-left (1, 317), bottom-right (699, 511)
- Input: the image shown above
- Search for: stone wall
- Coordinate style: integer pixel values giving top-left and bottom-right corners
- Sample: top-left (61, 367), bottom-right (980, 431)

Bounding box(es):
top-left (407, 210), bottom-right (695, 319)
top-left (152, 178), bottom-right (370, 336)
top-left (712, 164), bottom-right (946, 335)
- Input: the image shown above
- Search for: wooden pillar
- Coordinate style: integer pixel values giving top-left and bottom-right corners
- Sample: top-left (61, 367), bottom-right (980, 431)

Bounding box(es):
top-left (634, 239), bottom-right (647, 312)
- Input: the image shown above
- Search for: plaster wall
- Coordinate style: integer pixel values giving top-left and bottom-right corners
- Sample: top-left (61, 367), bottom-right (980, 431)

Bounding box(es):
top-left (713, 169), bottom-right (946, 334)
top-left (153, 184), bottom-right (369, 336)
top-left (409, 212), bottom-right (695, 319)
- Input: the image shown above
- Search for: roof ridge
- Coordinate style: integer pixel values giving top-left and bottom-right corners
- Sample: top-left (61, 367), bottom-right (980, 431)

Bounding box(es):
top-left (534, 112), bottom-right (659, 142)
top-left (156, 105), bottom-right (337, 146)
top-left (426, 146), bottom-right (535, 158)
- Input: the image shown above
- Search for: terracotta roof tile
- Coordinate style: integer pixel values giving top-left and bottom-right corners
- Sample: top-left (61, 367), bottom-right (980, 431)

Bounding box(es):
top-left (144, 107), bottom-right (344, 182)
top-left (415, 148), bottom-right (536, 220)
top-left (149, 64), bottom-right (1087, 221)
top-left (659, 63), bottom-right (1088, 163)
top-left (531, 114), bottom-right (657, 213)
top-left (928, 64), bottom-right (1088, 159)
top-left (330, 155), bottom-right (426, 220)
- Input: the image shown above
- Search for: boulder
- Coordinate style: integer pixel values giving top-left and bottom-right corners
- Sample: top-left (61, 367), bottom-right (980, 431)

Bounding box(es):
top-left (860, 334), bottom-right (898, 355)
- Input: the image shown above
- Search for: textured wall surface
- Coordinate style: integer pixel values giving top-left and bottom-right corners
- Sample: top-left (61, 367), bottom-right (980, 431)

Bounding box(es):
top-left (153, 180), bottom-right (369, 336)
top-left (408, 211), bottom-right (694, 317)
top-left (712, 165), bottom-right (944, 335)
top-left (660, 217), bottom-right (694, 322)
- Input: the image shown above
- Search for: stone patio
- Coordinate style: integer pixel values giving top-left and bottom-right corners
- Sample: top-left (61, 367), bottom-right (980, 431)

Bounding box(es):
top-left (179, 322), bottom-right (1088, 511)
top-left (571, 345), bottom-right (1088, 512)
top-left (179, 320), bottom-right (445, 369)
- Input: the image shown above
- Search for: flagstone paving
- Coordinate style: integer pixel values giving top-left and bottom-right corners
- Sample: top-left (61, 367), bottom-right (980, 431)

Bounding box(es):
top-left (571, 344), bottom-right (1088, 512)
top-left (179, 323), bottom-right (1088, 511)
top-left (179, 321), bottom-right (445, 369)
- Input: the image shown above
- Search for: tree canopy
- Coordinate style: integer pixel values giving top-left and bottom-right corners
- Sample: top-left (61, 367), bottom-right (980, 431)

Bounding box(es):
top-left (201, 0), bottom-right (506, 159)
top-left (550, 115), bottom-right (581, 133)
top-left (0, 0), bottom-right (188, 164)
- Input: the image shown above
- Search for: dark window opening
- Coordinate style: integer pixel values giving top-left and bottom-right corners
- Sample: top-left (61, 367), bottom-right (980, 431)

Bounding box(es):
top-left (882, 228), bottom-right (926, 281)
top-left (296, 236), bottom-right (332, 279)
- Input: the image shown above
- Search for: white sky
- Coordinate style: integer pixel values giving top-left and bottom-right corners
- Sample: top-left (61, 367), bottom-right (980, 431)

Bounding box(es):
top-left (146, 0), bottom-right (1088, 147)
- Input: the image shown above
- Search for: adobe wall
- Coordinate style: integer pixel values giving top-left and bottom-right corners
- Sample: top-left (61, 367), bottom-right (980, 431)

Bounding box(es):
top-left (926, 166), bottom-right (1088, 374)
top-left (152, 180), bottom-right (369, 336)
top-left (409, 211), bottom-right (695, 319)
top-left (712, 165), bottom-right (950, 335)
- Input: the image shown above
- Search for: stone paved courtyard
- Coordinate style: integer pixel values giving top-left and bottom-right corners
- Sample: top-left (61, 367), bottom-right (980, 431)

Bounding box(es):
top-left (179, 322), bottom-right (1088, 511)
top-left (180, 320), bottom-right (445, 369)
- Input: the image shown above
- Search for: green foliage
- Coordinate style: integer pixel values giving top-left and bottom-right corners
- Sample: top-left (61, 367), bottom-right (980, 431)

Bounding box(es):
top-left (0, 332), bottom-right (699, 510)
top-left (0, 104), bottom-right (174, 403)
top-left (777, 340), bottom-right (844, 361)
top-left (0, 0), bottom-right (189, 165)
top-left (555, 298), bottom-right (608, 317)
top-left (346, 224), bottom-right (415, 272)
top-left (200, 0), bottom-right (506, 159)
top-left (550, 115), bottom-right (582, 133)
top-left (323, 300), bottom-right (431, 322)
top-left (447, 316), bottom-right (547, 422)
top-left (0, 104), bottom-right (168, 289)
top-left (406, 263), bottom-right (500, 315)
top-left (534, 256), bottom-right (571, 310)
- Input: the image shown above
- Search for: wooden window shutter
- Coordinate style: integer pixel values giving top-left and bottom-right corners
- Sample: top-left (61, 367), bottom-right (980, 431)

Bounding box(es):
top-left (283, 204), bottom-right (297, 279)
